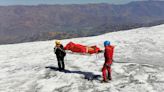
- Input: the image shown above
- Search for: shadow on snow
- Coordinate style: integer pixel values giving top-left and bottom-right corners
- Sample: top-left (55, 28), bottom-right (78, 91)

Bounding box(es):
top-left (45, 66), bottom-right (101, 81)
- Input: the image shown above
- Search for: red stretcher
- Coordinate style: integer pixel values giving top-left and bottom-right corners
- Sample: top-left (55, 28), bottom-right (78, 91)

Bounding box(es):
top-left (64, 42), bottom-right (102, 54)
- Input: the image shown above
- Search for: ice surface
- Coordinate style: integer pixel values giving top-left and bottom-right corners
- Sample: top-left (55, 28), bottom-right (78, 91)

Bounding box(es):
top-left (0, 24), bottom-right (164, 92)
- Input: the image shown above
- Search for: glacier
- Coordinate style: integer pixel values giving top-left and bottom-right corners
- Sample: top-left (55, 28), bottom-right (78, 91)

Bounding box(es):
top-left (0, 24), bottom-right (164, 92)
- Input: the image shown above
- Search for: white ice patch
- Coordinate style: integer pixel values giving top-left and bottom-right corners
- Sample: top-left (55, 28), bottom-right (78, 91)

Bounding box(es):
top-left (0, 24), bottom-right (164, 92)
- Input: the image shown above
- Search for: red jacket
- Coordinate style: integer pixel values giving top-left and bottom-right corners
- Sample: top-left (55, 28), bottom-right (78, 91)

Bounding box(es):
top-left (104, 45), bottom-right (114, 65)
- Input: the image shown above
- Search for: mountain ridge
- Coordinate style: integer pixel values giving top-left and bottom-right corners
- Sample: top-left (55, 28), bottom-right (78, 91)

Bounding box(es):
top-left (0, 1), bottom-right (164, 44)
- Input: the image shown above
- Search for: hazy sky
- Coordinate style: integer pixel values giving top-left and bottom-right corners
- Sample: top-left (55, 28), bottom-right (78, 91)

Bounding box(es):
top-left (0, 0), bottom-right (149, 5)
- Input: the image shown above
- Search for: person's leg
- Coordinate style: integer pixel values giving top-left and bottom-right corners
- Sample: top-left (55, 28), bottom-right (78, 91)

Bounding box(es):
top-left (102, 66), bottom-right (107, 81)
top-left (61, 57), bottom-right (65, 70)
top-left (57, 57), bottom-right (62, 70)
top-left (107, 66), bottom-right (112, 80)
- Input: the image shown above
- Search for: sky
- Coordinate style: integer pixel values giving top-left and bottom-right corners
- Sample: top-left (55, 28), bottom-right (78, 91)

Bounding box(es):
top-left (0, 0), bottom-right (149, 5)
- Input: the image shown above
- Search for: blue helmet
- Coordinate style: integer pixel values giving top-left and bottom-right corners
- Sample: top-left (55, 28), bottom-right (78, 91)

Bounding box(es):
top-left (104, 41), bottom-right (110, 46)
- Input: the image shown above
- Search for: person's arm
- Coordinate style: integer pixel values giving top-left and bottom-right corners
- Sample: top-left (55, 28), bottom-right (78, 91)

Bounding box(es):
top-left (59, 45), bottom-right (66, 53)
top-left (54, 47), bottom-right (57, 54)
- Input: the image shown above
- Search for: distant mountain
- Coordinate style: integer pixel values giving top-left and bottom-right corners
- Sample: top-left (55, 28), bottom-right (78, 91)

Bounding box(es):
top-left (0, 1), bottom-right (164, 44)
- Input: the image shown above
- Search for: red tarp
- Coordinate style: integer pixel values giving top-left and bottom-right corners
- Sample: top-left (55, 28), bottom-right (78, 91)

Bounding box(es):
top-left (64, 42), bottom-right (101, 54)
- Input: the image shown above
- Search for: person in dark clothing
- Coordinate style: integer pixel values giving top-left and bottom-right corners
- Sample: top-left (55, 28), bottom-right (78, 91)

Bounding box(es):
top-left (54, 40), bottom-right (66, 71)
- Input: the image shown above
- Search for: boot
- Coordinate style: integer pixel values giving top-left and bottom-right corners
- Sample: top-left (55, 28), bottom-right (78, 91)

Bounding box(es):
top-left (101, 80), bottom-right (108, 83)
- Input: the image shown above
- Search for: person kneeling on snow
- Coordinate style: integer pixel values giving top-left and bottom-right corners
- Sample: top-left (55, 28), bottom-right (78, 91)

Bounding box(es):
top-left (54, 40), bottom-right (66, 71)
top-left (102, 41), bottom-right (114, 82)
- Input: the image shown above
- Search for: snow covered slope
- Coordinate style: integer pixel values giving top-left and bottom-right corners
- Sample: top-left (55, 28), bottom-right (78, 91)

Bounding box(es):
top-left (0, 24), bottom-right (164, 92)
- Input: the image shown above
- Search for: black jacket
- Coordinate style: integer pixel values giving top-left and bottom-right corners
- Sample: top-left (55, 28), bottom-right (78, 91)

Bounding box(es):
top-left (54, 45), bottom-right (66, 58)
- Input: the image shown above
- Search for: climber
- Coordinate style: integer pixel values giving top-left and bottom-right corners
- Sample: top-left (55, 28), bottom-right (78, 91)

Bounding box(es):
top-left (54, 40), bottom-right (66, 71)
top-left (102, 40), bottom-right (114, 82)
